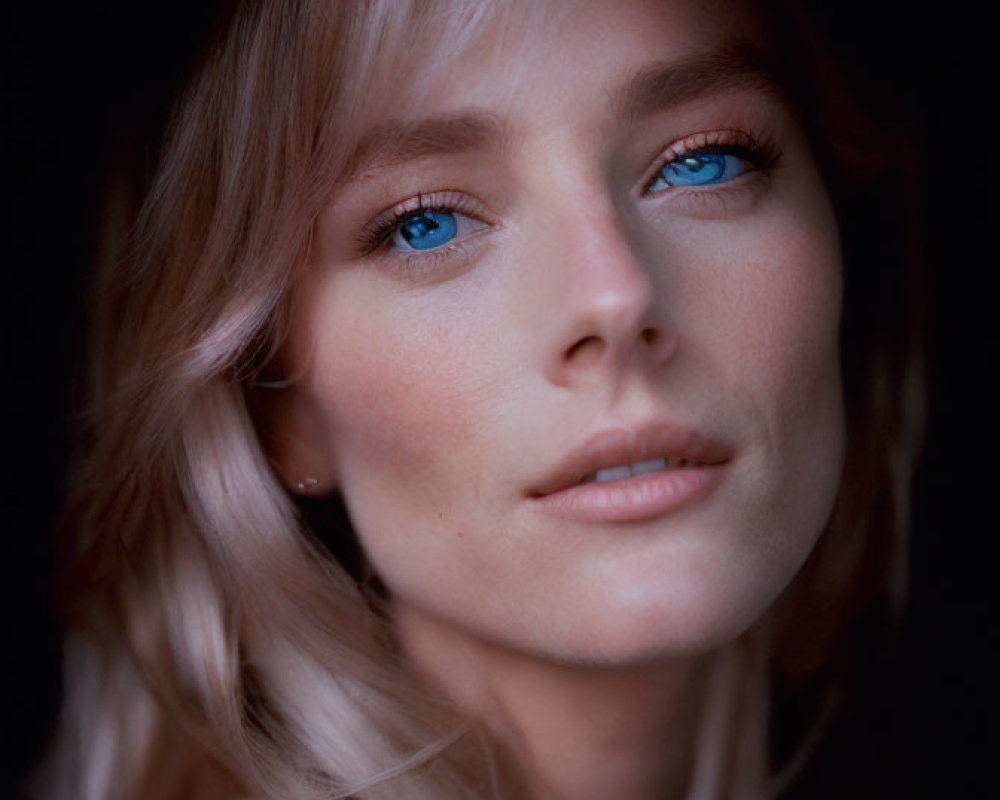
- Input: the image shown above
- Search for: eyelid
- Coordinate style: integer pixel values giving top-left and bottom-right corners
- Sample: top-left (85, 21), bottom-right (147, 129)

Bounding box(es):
top-left (639, 129), bottom-right (778, 195)
top-left (358, 190), bottom-right (495, 255)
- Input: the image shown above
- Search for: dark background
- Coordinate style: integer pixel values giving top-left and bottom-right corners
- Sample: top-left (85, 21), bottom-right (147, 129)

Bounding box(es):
top-left (4, 2), bottom-right (994, 797)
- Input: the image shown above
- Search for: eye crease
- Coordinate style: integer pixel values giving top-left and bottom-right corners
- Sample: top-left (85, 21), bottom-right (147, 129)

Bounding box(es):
top-left (644, 130), bottom-right (779, 195)
top-left (648, 151), bottom-right (749, 191)
top-left (358, 190), bottom-right (493, 256)
top-left (358, 130), bottom-right (780, 261)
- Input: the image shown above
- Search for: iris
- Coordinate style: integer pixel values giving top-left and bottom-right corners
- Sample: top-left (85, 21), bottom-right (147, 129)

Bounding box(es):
top-left (393, 210), bottom-right (458, 251)
top-left (649, 152), bottom-right (746, 193)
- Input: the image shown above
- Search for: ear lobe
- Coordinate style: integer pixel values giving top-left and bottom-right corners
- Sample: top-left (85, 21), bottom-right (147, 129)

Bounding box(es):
top-left (254, 387), bottom-right (337, 496)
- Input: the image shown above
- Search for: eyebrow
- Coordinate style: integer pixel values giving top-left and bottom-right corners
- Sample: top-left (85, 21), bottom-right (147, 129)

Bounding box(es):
top-left (341, 113), bottom-right (508, 182)
top-left (611, 38), bottom-right (786, 123)
top-left (341, 38), bottom-right (784, 181)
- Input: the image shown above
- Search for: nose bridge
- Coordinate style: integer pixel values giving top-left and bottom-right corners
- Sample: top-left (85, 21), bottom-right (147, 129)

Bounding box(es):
top-left (537, 185), bottom-right (675, 384)
top-left (567, 200), bottom-right (654, 337)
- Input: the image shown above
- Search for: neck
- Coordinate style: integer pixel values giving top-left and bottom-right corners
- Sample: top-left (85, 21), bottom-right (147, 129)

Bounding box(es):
top-left (397, 608), bottom-right (757, 800)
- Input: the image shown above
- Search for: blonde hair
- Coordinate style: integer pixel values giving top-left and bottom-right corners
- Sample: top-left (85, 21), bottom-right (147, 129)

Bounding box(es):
top-left (38, 1), bottom-right (924, 798)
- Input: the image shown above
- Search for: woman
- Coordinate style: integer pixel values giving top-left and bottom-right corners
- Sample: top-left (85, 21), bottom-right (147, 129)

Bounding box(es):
top-left (36, 0), bottom-right (923, 797)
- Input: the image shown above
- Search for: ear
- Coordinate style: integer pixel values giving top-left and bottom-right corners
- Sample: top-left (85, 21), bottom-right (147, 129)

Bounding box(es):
top-left (253, 386), bottom-right (337, 496)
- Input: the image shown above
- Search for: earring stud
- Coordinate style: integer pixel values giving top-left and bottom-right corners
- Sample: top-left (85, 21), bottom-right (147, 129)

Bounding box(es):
top-left (296, 476), bottom-right (320, 492)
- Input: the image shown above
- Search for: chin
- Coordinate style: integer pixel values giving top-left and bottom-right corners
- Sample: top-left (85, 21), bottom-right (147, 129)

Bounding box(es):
top-left (529, 575), bottom-right (781, 669)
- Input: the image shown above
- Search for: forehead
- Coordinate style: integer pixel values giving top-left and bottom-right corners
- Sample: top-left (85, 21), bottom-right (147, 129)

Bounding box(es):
top-left (429, 0), bottom-right (765, 108)
top-left (338, 0), bottom-right (777, 180)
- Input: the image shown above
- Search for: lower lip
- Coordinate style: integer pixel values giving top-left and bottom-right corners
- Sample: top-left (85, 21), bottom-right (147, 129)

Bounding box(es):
top-left (528, 464), bottom-right (725, 523)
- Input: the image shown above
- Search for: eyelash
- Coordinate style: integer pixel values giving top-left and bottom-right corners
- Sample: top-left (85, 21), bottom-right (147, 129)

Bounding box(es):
top-left (356, 190), bottom-right (491, 255)
top-left (355, 130), bottom-right (780, 263)
top-left (642, 129), bottom-right (780, 195)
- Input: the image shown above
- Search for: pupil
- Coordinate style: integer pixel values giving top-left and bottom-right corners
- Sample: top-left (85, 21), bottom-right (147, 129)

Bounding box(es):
top-left (394, 209), bottom-right (457, 251)
top-left (680, 156), bottom-right (707, 172)
top-left (405, 212), bottom-right (439, 240)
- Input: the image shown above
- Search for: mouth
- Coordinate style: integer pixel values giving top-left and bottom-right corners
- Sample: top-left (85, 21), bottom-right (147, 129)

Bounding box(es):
top-left (527, 423), bottom-right (731, 523)
top-left (580, 456), bottom-right (707, 485)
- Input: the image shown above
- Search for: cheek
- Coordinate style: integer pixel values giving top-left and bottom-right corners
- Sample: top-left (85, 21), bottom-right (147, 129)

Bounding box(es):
top-left (665, 179), bottom-right (846, 542)
top-left (288, 271), bottom-right (531, 615)
top-left (746, 211), bottom-right (843, 435)
top-left (736, 232), bottom-right (841, 415)
top-left (678, 183), bottom-right (844, 422)
top-left (294, 270), bottom-right (508, 496)
top-left (722, 196), bottom-right (847, 564)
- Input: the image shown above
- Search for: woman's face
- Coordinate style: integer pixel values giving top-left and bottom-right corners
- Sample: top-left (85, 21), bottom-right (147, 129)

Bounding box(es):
top-left (279, 0), bottom-right (845, 665)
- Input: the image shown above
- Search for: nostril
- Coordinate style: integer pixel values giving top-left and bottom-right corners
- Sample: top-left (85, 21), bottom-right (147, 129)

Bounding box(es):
top-left (640, 327), bottom-right (659, 345)
top-left (565, 335), bottom-right (604, 362)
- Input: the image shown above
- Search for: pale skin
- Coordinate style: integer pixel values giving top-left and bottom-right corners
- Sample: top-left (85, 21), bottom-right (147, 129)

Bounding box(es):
top-left (274, 0), bottom-right (845, 797)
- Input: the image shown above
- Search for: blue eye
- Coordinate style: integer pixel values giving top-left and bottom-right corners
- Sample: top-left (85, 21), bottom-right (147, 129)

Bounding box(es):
top-left (648, 152), bottom-right (748, 193)
top-left (392, 210), bottom-right (458, 251)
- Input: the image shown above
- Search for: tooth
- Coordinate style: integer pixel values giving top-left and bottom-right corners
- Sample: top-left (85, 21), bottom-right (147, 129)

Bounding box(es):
top-left (594, 465), bottom-right (632, 483)
top-left (631, 458), bottom-right (666, 476)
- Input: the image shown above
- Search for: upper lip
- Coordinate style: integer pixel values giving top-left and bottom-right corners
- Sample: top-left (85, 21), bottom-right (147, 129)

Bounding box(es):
top-left (527, 421), bottom-right (732, 497)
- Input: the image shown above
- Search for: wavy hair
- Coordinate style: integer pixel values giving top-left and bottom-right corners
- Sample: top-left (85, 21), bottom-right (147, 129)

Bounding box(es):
top-left (37, 1), bottom-right (923, 798)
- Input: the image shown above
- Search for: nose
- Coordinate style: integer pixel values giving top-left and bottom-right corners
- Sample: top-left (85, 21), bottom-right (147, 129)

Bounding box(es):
top-left (542, 205), bottom-right (677, 389)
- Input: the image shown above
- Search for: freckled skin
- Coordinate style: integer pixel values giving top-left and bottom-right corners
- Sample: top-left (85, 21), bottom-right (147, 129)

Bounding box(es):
top-left (280, 0), bottom-right (844, 669)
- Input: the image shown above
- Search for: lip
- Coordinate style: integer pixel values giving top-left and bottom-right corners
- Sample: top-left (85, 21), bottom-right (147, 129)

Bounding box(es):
top-left (527, 422), bottom-right (731, 523)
